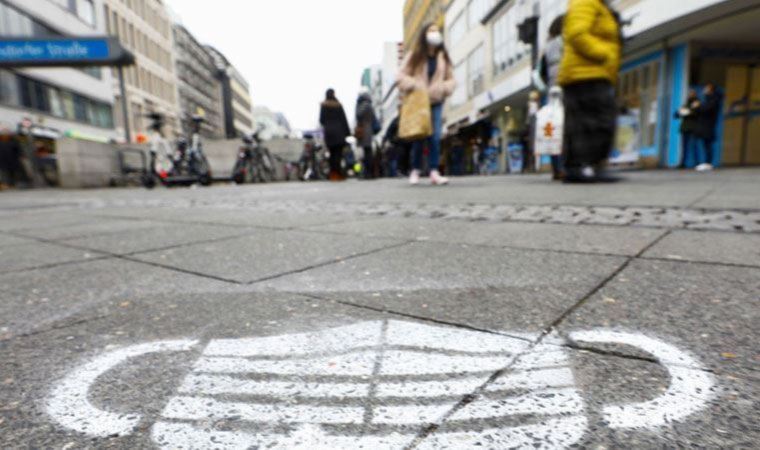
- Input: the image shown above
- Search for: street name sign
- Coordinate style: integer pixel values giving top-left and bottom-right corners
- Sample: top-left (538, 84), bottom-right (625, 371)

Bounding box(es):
top-left (0, 37), bottom-right (134, 67)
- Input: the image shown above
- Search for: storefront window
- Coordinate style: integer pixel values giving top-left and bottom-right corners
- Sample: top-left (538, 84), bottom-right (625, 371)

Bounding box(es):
top-left (449, 11), bottom-right (466, 48)
top-left (77, 0), bottom-right (96, 27)
top-left (0, 2), bottom-right (57, 36)
top-left (60, 91), bottom-right (75, 120)
top-left (618, 60), bottom-right (661, 149)
top-left (73, 95), bottom-right (88, 122)
top-left (468, 0), bottom-right (495, 28)
top-left (49, 87), bottom-right (64, 118)
top-left (0, 70), bottom-right (18, 106)
top-left (492, 5), bottom-right (529, 77)
top-left (468, 45), bottom-right (485, 97)
top-left (451, 62), bottom-right (467, 107)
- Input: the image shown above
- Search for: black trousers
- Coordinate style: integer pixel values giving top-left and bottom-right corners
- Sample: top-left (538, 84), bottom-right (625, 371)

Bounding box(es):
top-left (328, 145), bottom-right (343, 174)
top-left (563, 80), bottom-right (618, 169)
top-left (363, 146), bottom-right (374, 179)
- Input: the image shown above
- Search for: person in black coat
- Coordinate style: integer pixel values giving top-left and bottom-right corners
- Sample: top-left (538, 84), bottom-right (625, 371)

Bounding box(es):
top-left (695, 83), bottom-right (722, 171)
top-left (356, 91), bottom-right (378, 179)
top-left (0, 128), bottom-right (25, 187)
top-left (676, 89), bottom-right (701, 168)
top-left (319, 89), bottom-right (351, 181)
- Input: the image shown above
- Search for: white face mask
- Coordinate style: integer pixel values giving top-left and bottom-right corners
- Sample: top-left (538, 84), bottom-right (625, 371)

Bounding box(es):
top-left (426, 32), bottom-right (443, 47)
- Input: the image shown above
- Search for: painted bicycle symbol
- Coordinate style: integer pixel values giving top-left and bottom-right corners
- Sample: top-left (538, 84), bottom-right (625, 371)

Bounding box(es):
top-left (47, 320), bottom-right (714, 449)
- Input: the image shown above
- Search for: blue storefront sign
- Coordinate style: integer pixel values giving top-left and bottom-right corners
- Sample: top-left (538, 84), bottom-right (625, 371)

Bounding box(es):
top-left (0, 37), bottom-right (133, 67)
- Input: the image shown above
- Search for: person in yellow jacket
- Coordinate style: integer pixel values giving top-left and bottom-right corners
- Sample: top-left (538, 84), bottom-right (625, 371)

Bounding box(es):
top-left (559, 0), bottom-right (622, 183)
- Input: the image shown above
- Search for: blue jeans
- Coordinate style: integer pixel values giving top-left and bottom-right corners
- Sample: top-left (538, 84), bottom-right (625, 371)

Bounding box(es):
top-left (412, 103), bottom-right (443, 171)
top-left (680, 133), bottom-right (698, 168)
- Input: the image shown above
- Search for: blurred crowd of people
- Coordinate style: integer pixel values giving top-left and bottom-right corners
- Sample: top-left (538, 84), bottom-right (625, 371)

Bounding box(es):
top-left (317, 0), bottom-right (723, 186)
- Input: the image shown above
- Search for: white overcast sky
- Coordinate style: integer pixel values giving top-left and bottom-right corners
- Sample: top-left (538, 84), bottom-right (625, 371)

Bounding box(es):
top-left (165, 0), bottom-right (404, 131)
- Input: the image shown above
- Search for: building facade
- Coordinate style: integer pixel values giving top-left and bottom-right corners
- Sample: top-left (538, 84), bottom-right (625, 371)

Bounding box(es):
top-left (444, 0), bottom-right (760, 170)
top-left (380, 41), bottom-right (405, 132)
top-left (403, 0), bottom-right (451, 50)
top-left (0, 0), bottom-right (116, 141)
top-left (252, 106), bottom-right (291, 140)
top-left (360, 65), bottom-right (384, 127)
top-left (103, 0), bottom-right (180, 140)
top-left (172, 24), bottom-right (224, 138)
top-left (206, 46), bottom-right (254, 138)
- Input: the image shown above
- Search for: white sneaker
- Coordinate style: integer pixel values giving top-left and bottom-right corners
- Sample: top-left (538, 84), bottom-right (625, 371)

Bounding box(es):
top-left (696, 163), bottom-right (714, 172)
top-left (409, 170), bottom-right (421, 185)
top-left (430, 170), bottom-right (449, 186)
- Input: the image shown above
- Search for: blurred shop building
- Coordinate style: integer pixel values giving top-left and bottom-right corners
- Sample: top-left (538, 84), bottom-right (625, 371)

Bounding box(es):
top-left (0, 0), bottom-right (116, 141)
top-left (103, 0), bottom-right (181, 140)
top-left (442, 0), bottom-right (760, 171)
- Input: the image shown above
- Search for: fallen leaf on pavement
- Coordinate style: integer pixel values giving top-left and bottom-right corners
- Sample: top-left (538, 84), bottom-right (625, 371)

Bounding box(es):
top-left (603, 297), bottom-right (617, 304)
top-left (119, 301), bottom-right (131, 308)
top-left (721, 352), bottom-right (738, 359)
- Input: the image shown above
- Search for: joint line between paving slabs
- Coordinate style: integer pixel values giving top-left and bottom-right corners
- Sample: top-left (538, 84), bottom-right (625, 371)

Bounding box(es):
top-left (4, 228), bottom-right (256, 282)
top-left (302, 293), bottom-right (535, 344)
top-left (246, 240), bottom-right (417, 285)
top-left (540, 230), bottom-right (672, 339)
top-left (406, 340), bottom-right (543, 449)
top-left (116, 255), bottom-right (244, 284)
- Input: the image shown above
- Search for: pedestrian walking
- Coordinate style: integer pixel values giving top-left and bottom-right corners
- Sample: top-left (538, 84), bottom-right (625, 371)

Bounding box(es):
top-left (355, 88), bottom-right (378, 180)
top-left (675, 89), bottom-right (701, 169)
top-left (319, 89), bottom-right (352, 181)
top-left (382, 115), bottom-right (401, 177)
top-left (524, 90), bottom-right (541, 173)
top-left (0, 127), bottom-right (25, 188)
top-left (695, 83), bottom-right (722, 172)
top-left (397, 22), bottom-right (456, 185)
top-left (559, 0), bottom-right (623, 183)
top-left (540, 15), bottom-right (566, 180)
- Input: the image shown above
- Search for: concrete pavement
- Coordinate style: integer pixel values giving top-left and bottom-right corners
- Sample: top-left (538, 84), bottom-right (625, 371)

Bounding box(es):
top-left (0, 169), bottom-right (758, 449)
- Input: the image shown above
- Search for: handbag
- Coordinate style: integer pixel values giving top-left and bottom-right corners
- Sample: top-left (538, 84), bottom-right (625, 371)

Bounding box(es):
top-left (354, 124), bottom-right (365, 141)
top-left (399, 89), bottom-right (433, 141)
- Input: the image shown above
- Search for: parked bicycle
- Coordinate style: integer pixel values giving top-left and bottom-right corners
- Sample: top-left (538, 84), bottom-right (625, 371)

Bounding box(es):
top-left (232, 129), bottom-right (276, 184)
top-left (174, 115), bottom-right (212, 186)
top-left (299, 133), bottom-right (329, 181)
top-left (141, 113), bottom-right (212, 188)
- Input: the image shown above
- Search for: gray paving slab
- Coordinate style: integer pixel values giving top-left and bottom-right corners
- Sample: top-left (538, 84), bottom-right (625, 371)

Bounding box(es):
top-left (15, 217), bottom-right (170, 241)
top-left (92, 206), bottom-right (354, 229)
top-left (557, 259), bottom-right (760, 377)
top-left (62, 222), bottom-right (254, 255)
top-left (132, 229), bottom-right (405, 283)
top-left (303, 217), bottom-right (666, 256)
top-left (0, 233), bottom-right (36, 247)
top-left (0, 257), bottom-right (238, 338)
top-left (263, 241), bottom-right (627, 334)
top-left (643, 230), bottom-right (760, 267)
top-left (0, 241), bottom-right (102, 274)
top-left (0, 211), bottom-right (89, 232)
top-left (693, 180), bottom-right (760, 211)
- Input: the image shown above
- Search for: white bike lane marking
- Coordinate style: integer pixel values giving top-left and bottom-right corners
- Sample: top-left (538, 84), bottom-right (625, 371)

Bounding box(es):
top-left (46, 339), bottom-right (198, 438)
top-left (569, 330), bottom-right (716, 429)
top-left (46, 321), bottom-right (715, 449)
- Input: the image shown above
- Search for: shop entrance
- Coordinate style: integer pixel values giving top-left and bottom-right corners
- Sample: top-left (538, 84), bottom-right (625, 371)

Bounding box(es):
top-left (722, 64), bottom-right (760, 165)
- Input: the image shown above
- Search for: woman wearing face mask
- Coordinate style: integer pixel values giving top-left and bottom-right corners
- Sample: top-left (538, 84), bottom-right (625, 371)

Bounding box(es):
top-left (397, 23), bottom-right (456, 185)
